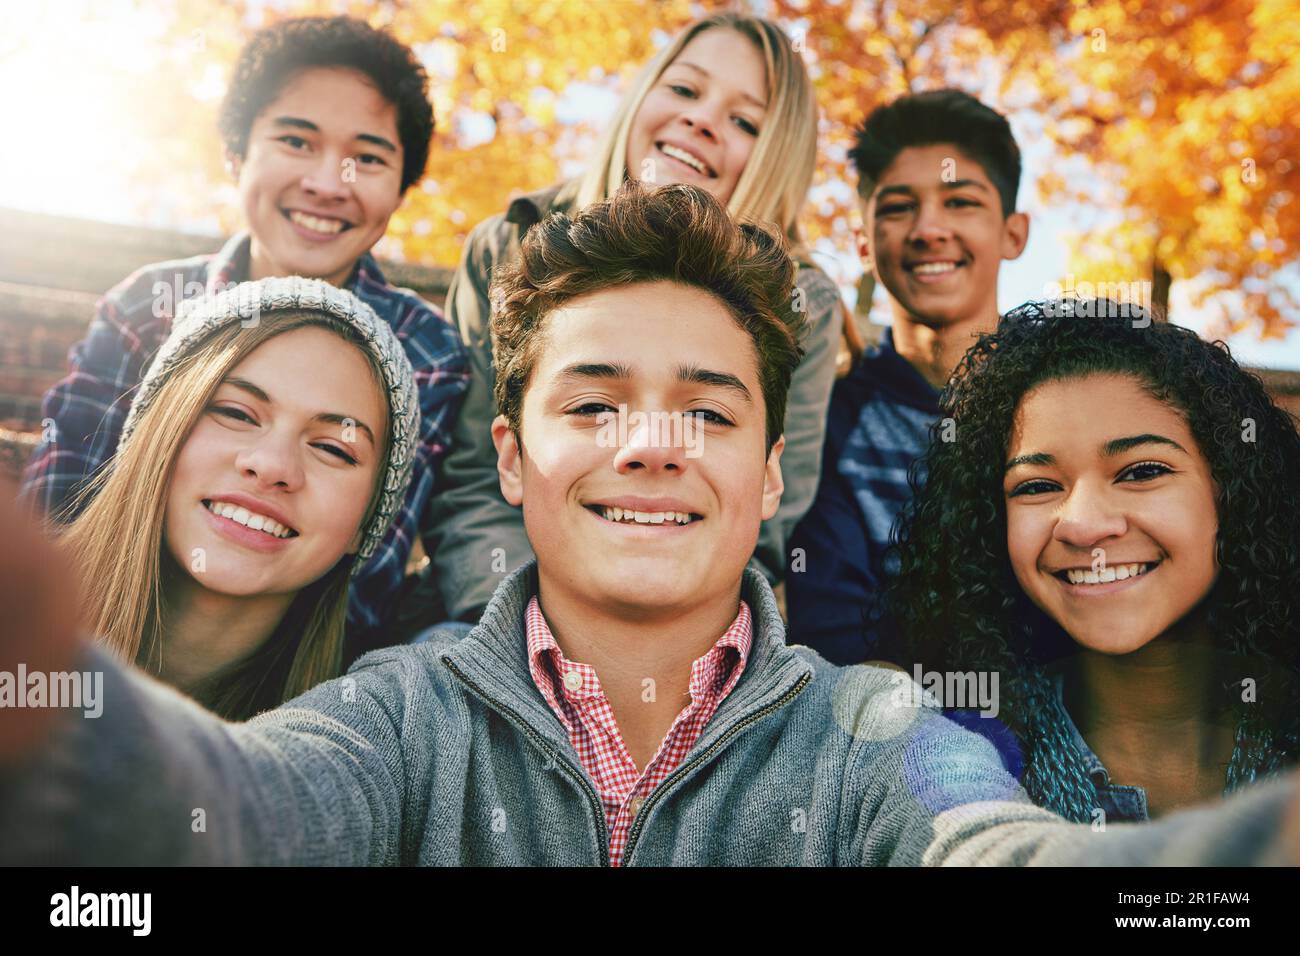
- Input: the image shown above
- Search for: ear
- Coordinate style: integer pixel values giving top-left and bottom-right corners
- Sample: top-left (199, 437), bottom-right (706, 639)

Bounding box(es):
top-left (224, 147), bottom-right (243, 181)
top-left (852, 224), bottom-right (872, 270)
top-left (760, 435), bottom-right (785, 522)
top-left (1001, 211), bottom-right (1030, 261)
top-left (491, 414), bottom-right (524, 507)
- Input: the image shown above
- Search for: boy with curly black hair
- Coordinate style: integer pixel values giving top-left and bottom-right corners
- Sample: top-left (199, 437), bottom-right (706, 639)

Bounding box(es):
top-left (787, 89), bottom-right (1029, 664)
top-left (22, 16), bottom-right (469, 649)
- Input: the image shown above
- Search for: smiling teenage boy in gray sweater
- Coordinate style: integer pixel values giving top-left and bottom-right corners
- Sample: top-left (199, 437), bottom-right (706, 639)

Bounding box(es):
top-left (0, 183), bottom-right (1295, 866)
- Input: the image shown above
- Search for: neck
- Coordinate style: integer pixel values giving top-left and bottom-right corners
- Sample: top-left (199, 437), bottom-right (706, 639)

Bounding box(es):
top-left (890, 301), bottom-right (1000, 389)
top-left (247, 239), bottom-right (355, 290)
top-left (157, 560), bottom-right (297, 692)
top-left (1062, 618), bottom-right (1238, 810)
top-left (534, 571), bottom-right (743, 770)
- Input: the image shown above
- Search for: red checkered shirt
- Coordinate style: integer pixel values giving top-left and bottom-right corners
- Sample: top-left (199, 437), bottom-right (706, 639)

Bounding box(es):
top-left (524, 595), bottom-right (753, 866)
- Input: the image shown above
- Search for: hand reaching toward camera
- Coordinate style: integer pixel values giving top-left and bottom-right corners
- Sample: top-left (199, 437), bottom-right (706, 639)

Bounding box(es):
top-left (0, 494), bottom-right (82, 761)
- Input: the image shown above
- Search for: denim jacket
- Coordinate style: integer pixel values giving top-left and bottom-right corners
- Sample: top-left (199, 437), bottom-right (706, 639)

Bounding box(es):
top-left (1054, 675), bottom-right (1152, 823)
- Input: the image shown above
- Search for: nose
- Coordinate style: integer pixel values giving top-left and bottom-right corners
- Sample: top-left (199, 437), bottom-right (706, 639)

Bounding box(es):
top-left (679, 101), bottom-right (722, 142)
top-left (1052, 480), bottom-right (1127, 550)
top-left (300, 150), bottom-right (350, 201)
top-left (612, 410), bottom-right (691, 475)
top-left (907, 198), bottom-right (955, 245)
top-left (235, 431), bottom-right (305, 492)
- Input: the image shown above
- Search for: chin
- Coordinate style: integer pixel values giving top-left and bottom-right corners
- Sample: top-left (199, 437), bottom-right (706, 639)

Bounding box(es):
top-left (586, 559), bottom-right (703, 610)
top-left (1062, 620), bottom-right (1161, 656)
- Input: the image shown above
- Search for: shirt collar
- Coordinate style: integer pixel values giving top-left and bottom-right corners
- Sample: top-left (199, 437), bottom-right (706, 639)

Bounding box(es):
top-left (437, 561), bottom-right (812, 761)
top-left (847, 325), bottom-right (942, 413)
top-left (1051, 671), bottom-right (1111, 787)
top-left (205, 233), bottom-right (253, 294)
top-left (524, 594), bottom-right (753, 711)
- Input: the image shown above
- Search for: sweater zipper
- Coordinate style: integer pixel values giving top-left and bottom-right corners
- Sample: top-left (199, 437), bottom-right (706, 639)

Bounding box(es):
top-left (621, 670), bottom-right (813, 866)
top-left (442, 659), bottom-right (611, 866)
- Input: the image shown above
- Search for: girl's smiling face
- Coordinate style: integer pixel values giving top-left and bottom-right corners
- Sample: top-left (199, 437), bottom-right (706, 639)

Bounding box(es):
top-left (624, 28), bottom-right (768, 207)
top-left (1003, 372), bottom-right (1220, 655)
top-left (163, 325), bottom-right (387, 598)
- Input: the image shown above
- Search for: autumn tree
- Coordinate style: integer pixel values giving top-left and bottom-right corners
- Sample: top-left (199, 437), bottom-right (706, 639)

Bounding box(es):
top-left (126, 0), bottom-right (1300, 335)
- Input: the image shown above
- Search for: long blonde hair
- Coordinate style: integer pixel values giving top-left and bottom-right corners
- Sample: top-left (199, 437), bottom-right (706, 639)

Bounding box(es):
top-left (571, 12), bottom-right (818, 256)
top-left (60, 312), bottom-right (390, 720)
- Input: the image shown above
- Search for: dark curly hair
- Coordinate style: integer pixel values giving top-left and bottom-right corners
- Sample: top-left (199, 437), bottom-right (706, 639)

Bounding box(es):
top-left (885, 299), bottom-right (1300, 821)
top-left (218, 16), bottom-right (434, 193)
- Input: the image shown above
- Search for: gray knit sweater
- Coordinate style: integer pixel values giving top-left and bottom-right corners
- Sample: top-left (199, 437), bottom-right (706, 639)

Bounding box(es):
top-left (0, 563), bottom-right (1292, 865)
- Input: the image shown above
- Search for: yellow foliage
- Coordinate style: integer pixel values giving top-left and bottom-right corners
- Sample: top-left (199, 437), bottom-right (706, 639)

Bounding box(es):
top-left (97, 0), bottom-right (1298, 334)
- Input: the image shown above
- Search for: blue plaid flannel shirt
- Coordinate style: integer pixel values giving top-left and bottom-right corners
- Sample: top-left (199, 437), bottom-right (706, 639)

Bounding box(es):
top-left (21, 233), bottom-right (470, 639)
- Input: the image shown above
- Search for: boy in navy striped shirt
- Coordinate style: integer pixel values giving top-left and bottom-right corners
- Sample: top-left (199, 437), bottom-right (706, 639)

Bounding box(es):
top-left (786, 90), bottom-right (1030, 663)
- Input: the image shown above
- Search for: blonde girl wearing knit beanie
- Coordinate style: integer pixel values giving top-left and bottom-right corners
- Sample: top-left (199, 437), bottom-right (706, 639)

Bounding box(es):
top-left (60, 277), bottom-right (420, 720)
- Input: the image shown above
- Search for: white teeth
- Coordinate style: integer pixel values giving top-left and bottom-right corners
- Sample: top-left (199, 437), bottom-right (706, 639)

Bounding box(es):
top-left (599, 506), bottom-right (694, 526)
top-left (288, 210), bottom-right (345, 235)
top-left (1065, 563), bottom-right (1150, 586)
top-left (660, 144), bottom-right (708, 174)
top-left (204, 500), bottom-right (293, 538)
top-left (911, 262), bottom-right (958, 275)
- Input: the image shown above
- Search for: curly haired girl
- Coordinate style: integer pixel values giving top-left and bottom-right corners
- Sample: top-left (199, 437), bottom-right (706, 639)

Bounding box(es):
top-left (887, 299), bottom-right (1300, 821)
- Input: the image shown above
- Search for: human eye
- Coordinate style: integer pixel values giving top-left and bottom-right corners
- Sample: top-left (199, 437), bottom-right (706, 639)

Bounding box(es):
top-left (685, 408), bottom-right (734, 427)
top-left (1007, 478), bottom-right (1060, 498)
top-left (277, 134), bottom-right (309, 150)
top-left (210, 404), bottom-right (256, 425)
top-left (311, 442), bottom-right (358, 465)
top-left (732, 115), bottom-right (759, 136)
top-left (357, 152), bottom-right (388, 166)
top-left (1118, 461), bottom-right (1173, 482)
top-left (947, 196), bottom-right (981, 208)
top-left (668, 83), bottom-right (696, 98)
top-left (568, 402), bottom-right (618, 418)
top-left (877, 201), bottom-right (914, 216)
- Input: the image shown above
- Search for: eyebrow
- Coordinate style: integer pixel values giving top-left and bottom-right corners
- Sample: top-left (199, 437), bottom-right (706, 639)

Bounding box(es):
top-left (552, 362), bottom-right (753, 404)
top-left (271, 116), bottom-right (398, 153)
top-left (875, 179), bottom-right (992, 202)
top-left (1004, 434), bottom-right (1188, 472)
top-left (222, 378), bottom-right (376, 445)
top-left (669, 61), bottom-right (766, 110)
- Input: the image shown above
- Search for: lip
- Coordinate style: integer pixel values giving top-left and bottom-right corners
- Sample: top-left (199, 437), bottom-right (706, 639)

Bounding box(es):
top-left (1050, 560), bottom-right (1161, 597)
top-left (655, 141), bottom-right (716, 178)
top-left (586, 495), bottom-right (700, 516)
top-left (904, 258), bottom-right (967, 284)
top-left (203, 492), bottom-right (298, 534)
top-left (584, 505), bottom-right (700, 533)
top-left (281, 207), bottom-right (354, 242)
top-left (201, 501), bottom-right (295, 553)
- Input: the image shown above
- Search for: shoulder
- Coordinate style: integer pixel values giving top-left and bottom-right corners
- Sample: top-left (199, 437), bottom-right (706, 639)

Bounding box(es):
top-left (792, 264), bottom-right (843, 314)
top-left (103, 253), bottom-right (214, 319)
top-left (334, 639), bottom-right (469, 714)
top-left (463, 182), bottom-right (571, 269)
